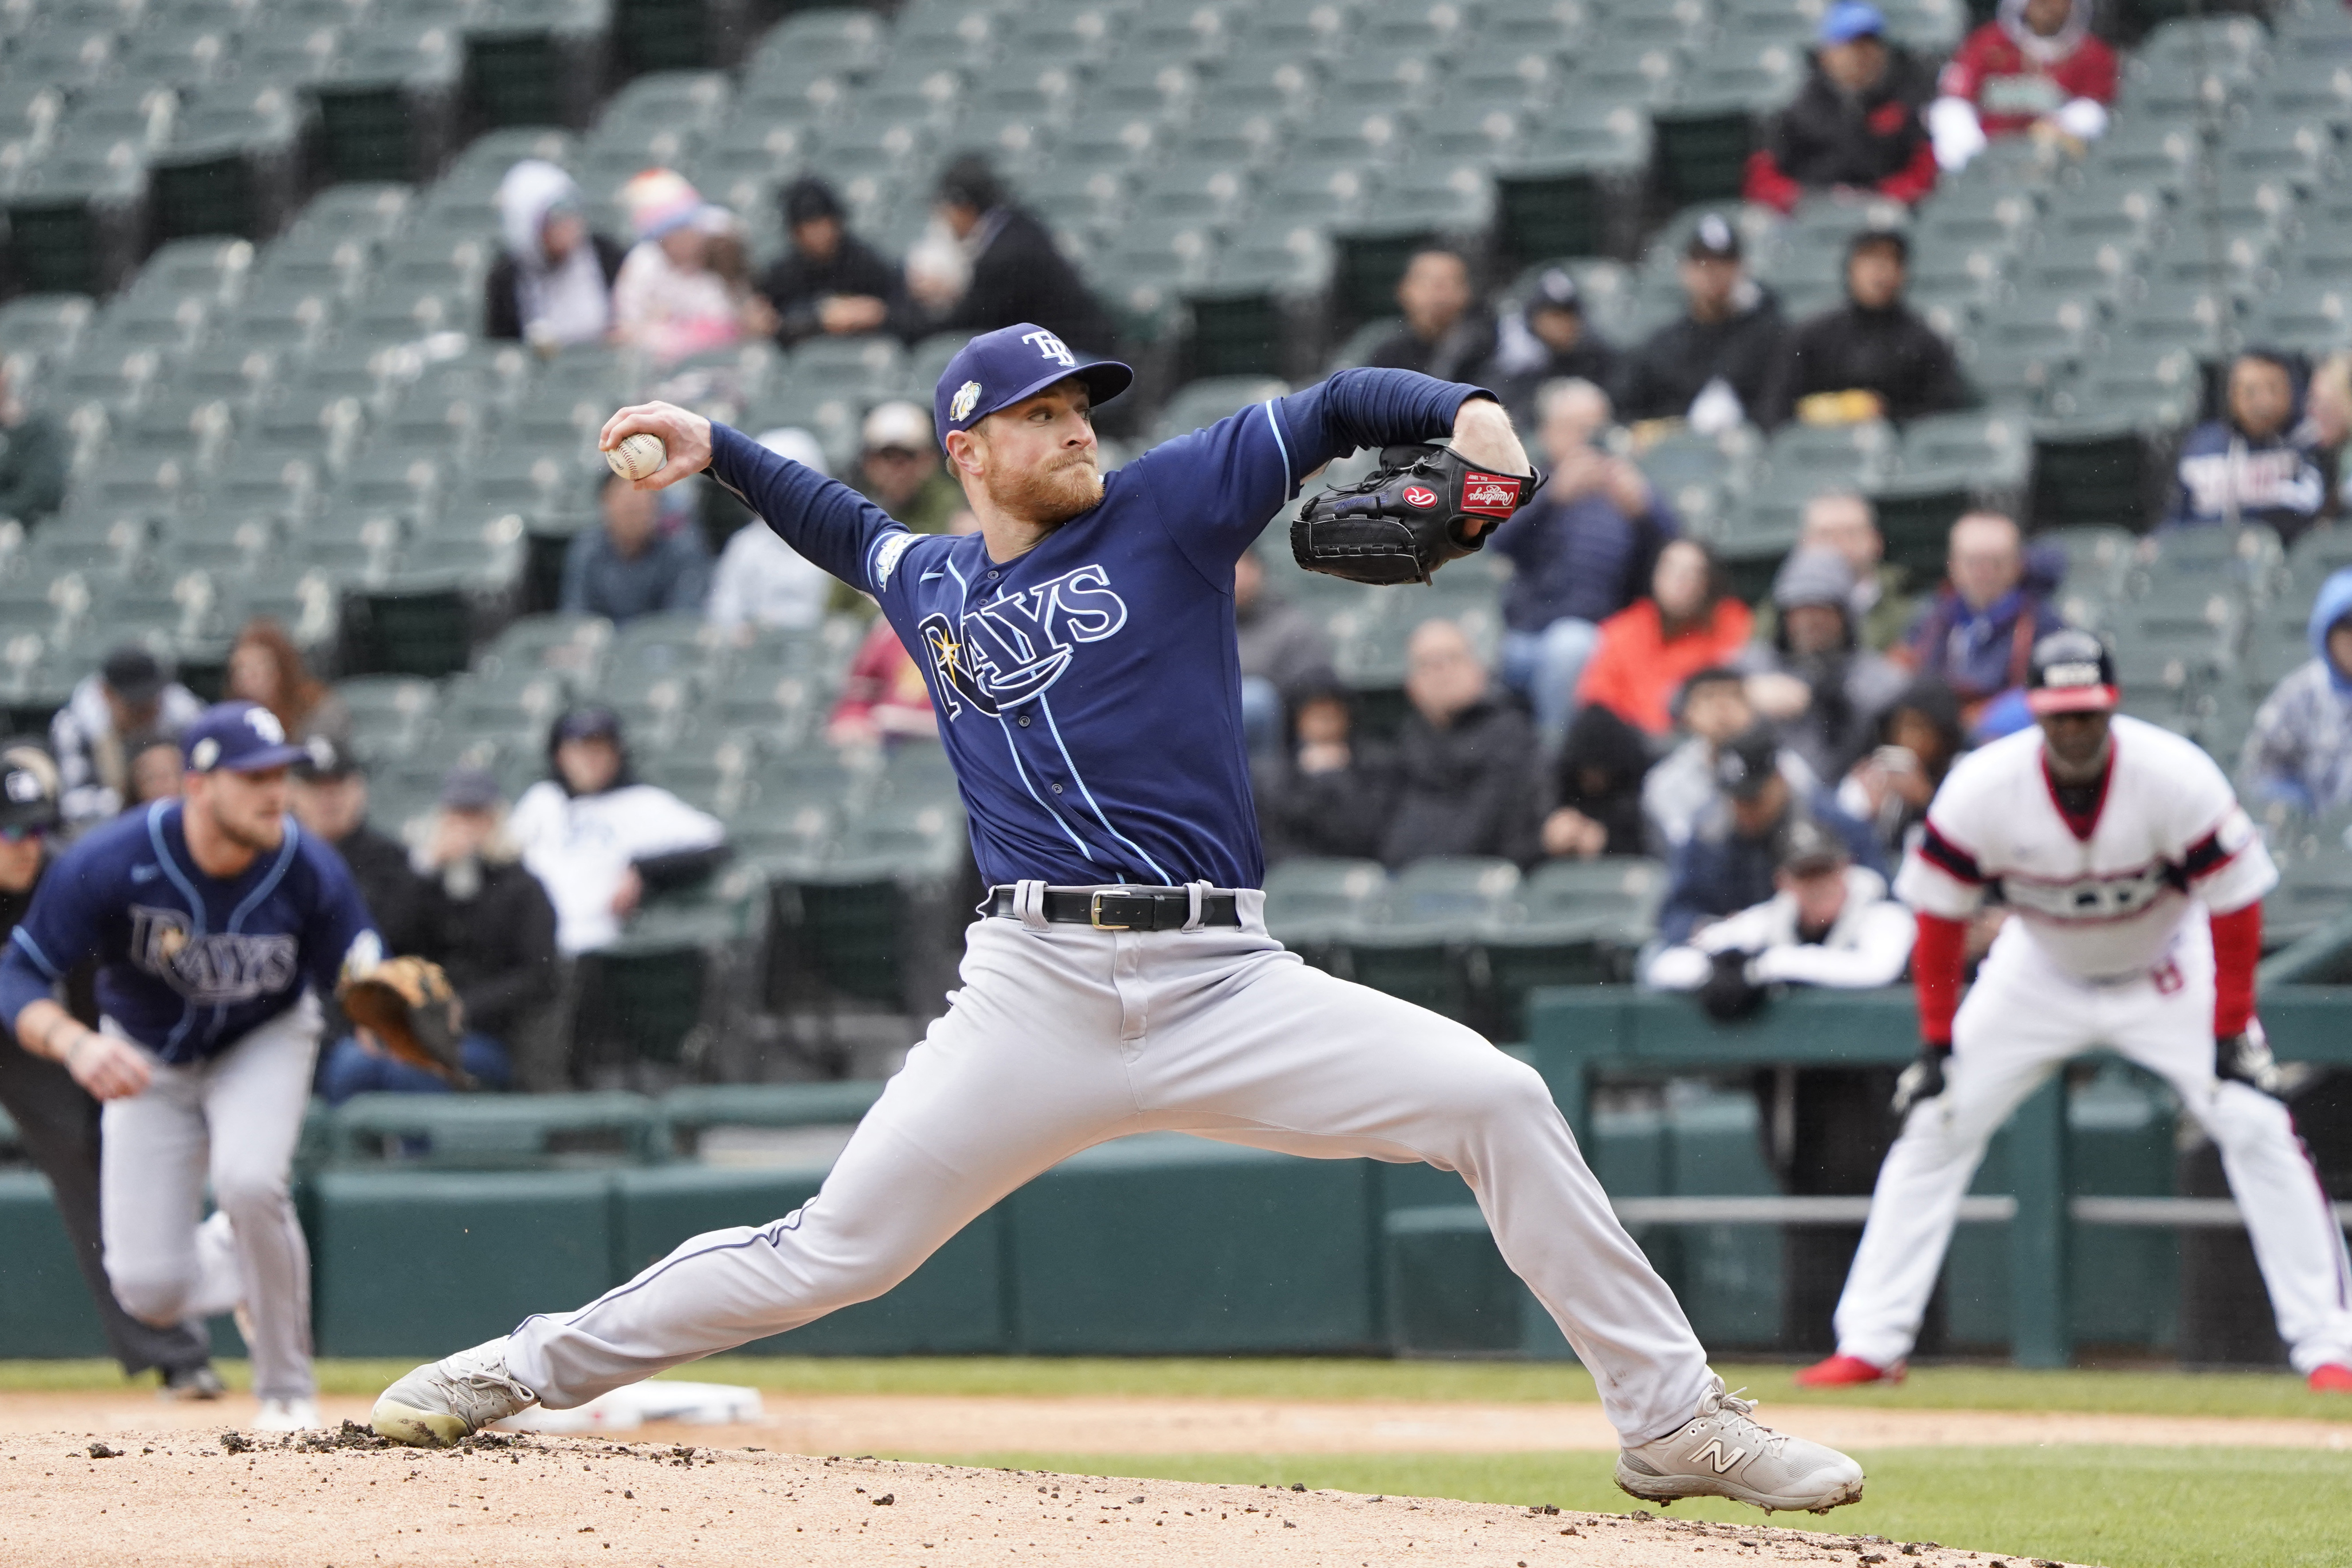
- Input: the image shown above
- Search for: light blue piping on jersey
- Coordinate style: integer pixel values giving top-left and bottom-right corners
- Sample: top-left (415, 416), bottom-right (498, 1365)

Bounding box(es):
top-left (9, 926), bottom-right (58, 979)
top-left (227, 819), bottom-right (300, 933)
top-left (1037, 694), bottom-right (1172, 884)
top-left (1262, 400), bottom-right (1294, 495)
top-left (145, 801), bottom-right (209, 1054)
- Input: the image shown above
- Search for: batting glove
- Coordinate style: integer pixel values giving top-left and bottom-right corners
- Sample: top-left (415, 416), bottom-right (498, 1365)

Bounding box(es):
top-left (1891, 1042), bottom-right (1951, 1117)
top-left (2217, 1019), bottom-right (2286, 1098)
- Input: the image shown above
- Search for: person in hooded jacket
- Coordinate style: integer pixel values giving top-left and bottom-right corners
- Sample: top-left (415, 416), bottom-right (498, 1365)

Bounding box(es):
top-left (2243, 567), bottom-right (2352, 817)
top-left (1760, 229), bottom-right (1969, 429)
top-left (1740, 549), bottom-right (1909, 782)
top-left (1835, 676), bottom-right (1969, 863)
top-left (506, 708), bottom-right (728, 956)
top-left (1927, 0), bottom-right (2117, 172)
top-left (485, 160), bottom-right (626, 350)
top-left (1618, 216), bottom-right (1791, 430)
top-left (923, 156), bottom-right (1117, 354)
top-left (1539, 703), bottom-right (1654, 861)
top-left (2164, 349), bottom-right (2329, 546)
top-left (1254, 676), bottom-right (1398, 866)
top-left (1744, 3), bottom-right (1939, 214)
top-left (757, 176), bottom-right (906, 349)
top-left (1381, 620), bottom-right (1543, 869)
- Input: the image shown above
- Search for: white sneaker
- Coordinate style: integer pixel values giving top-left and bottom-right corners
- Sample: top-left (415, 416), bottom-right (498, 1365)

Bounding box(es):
top-left (253, 1396), bottom-right (321, 1433)
top-left (1615, 1375), bottom-right (1865, 1514)
top-left (372, 1337), bottom-right (539, 1448)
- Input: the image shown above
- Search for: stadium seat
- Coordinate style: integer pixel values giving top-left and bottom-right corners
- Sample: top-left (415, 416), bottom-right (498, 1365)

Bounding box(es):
top-left (328, 1090), bottom-right (664, 1168)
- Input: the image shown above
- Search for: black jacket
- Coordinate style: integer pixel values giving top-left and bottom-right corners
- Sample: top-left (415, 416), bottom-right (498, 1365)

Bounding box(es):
top-left (1618, 290), bottom-right (1791, 424)
top-left (1761, 299), bottom-right (1970, 428)
top-left (483, 235), bottom-right (628, 342)
top-left (1365, 310), bottom-right (1501, 385)
top-left (936, 206), bottom-right (1117, 354)
top-left (1254, 745), bottom-right (1398, 866)
top-left (757, 231), bottom-right (907, 348)
top-left (1752, 50), bottom-right (1937, 198)
top-left (333, 823), bottom-right (428, 954)
top-left (1544, 703), bottom-right (1653, 858)
top-left (1380, 698), bottom-right (1543, 870)
top-left (410, 858), bottom-right (559, 1045)
top-left (1489, 336), bottom-right (1623, 426)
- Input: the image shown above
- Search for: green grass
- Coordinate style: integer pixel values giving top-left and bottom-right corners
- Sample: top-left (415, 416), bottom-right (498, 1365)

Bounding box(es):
top-left (7, 1356), bottom-right (2347, 1423)
top-left (884, 1447), bottom-right (2352, 1568)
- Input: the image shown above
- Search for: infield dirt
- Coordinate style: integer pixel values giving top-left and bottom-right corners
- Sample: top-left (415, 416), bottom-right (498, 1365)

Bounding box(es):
top-left (0, 1425), bottom-right (2081, 1568)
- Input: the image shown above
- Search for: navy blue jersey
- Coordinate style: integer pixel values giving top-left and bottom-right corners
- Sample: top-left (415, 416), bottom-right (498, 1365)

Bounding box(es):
top-left (709, 367), bottom-right (1482, 888)
top-left (0, 801), bottom-right (379, 1063)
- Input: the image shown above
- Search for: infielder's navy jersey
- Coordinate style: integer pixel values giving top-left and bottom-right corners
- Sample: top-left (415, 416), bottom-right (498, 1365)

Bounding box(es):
top-left (709, 366), bottom-right (1481, 889)
top-left (0, 801), bottom-right (379, 1063)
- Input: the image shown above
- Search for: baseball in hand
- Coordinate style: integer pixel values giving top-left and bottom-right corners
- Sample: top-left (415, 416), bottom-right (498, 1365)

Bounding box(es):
top-left (605, 431), bottom-right (667, 482)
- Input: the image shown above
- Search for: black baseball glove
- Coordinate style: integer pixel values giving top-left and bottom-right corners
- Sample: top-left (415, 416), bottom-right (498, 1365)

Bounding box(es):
top-left (1291, 441), bottom-right (1538, 585)
top-left (2217, 1020), bottom-right (2286, 1098)
top-left (1891, 1041), bottom-right (1951, 1117)
top-left (1698, 949), bottom-right (1769, 1022)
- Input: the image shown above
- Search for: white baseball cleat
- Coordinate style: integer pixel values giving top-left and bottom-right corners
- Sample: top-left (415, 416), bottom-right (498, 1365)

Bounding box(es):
top-left (371, 1337), bottom-right (538, 1448)
top-left (1614, 1375), bottom-right (1865, 1514)
top-left (253, 1396), bottom-right (322, 1433)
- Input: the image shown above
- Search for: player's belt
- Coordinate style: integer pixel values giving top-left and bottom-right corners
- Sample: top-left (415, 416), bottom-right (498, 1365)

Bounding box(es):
top-left (985, 885), bottom-right (1243, 930)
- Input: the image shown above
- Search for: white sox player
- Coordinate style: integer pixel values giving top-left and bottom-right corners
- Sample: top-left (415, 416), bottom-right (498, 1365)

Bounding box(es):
top-left (370, 323), bottom-right (1866, 1515)
top-left (1802, 630), bottom-right (2352, 1390)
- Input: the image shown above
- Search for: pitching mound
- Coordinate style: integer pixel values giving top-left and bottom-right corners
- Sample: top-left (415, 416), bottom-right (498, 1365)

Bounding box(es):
top-left (0, 1426), bottom-right (2078, 1568)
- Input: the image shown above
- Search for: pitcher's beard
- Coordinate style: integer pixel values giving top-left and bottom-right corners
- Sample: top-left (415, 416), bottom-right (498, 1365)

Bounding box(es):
top-left (989, 453), bottom-right (1103, 528)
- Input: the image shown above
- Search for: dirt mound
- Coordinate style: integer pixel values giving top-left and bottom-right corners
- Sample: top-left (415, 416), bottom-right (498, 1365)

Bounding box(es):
top-left (0, 1428), bottom-right (2079, 1567)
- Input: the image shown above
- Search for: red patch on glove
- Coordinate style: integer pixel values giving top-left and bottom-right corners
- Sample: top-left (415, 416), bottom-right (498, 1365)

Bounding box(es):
top-left (1460, 473), bottom-right (1523, 515)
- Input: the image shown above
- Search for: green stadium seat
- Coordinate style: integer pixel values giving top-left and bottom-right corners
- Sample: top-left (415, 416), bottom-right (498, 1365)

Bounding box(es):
top-left (327, 1089), bottom-right (662, 1168)
top-left (308, 21), bottom-right (465, 185)
top-left (745, 6), bottom-right (889, 82)
top-left (2261, 55), bottom-right (2352, 129)
top-left (2045, 342), bottom-right (2201, 426)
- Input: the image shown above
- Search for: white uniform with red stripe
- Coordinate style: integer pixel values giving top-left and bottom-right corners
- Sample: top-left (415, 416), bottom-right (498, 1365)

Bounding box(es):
top-left (1830, 716), bottom-right (2352, 1373)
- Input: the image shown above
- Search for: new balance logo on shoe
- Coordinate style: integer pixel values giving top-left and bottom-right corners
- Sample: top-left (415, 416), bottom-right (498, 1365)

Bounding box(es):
top-left (1693, 1439), bottom-right (1747, 1474)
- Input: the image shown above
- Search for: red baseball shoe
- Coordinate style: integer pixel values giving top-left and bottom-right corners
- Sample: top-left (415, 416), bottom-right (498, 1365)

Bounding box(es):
top-left (2308, 1363), bottom-right (2352, 1393)
top-left (1795, 1354), bottom-right (1905, 1388)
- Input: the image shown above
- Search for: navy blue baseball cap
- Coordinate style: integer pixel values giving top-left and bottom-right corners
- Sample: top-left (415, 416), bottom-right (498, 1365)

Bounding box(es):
top-left (182, 701), bottom-right (307, 774)
top-left (933, 322), bottom-right (1132, 451)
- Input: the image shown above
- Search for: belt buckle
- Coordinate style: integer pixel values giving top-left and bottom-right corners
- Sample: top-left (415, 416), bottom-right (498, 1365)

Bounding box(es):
top-left (1089, 891), bottom-right (1132, 930)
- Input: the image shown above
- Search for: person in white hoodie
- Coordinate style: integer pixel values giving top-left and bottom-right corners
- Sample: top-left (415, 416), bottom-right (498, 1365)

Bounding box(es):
top-left (506, 708), bottom-right (727, 956)
top-left (485, 160), bottom-right (626, 351)
top-left (50, 645), bottom-right (204, 833)
top-left (705, 428), bottom-right (834, 634)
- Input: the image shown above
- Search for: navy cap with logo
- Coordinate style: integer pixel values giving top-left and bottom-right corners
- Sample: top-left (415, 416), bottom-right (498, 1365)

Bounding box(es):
top-left (0, 743), bottom-right (60, 834)
top-left (933, 322), bottom-right (1133, 451)
top-left (1686, 212), bottom-right (1742, 262)
top-left (182, 701), bottom-right (307, 774)
top-left (1714, 723), bottom-right (1783, 802)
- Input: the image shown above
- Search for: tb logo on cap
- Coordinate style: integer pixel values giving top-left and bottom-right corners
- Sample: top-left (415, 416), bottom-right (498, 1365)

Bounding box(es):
top-left (1021, 329), bottom-right (1076, 368)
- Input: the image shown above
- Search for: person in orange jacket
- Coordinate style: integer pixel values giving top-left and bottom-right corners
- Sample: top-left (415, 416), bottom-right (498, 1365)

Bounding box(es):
top-left (1576, 539), bottom-right (1755, 737)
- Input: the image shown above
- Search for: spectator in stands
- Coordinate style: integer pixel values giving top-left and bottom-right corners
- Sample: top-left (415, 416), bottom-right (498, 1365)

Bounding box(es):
top-left (486, 159), bottom-right (624, 352)
top-left (1490, 379), bottom-right (1679, 743)
top-left (1757, 491), bottom-right (1911, 653)
top-left (1540, 702), bottom-right (1653, 861)
top-left (1927, 0), bottom-right (2117, 173)
top-left (288, 738), bottom-right (422, 953)
top-left (1364, 247), bottom-right (1498, 384)
top-left (318, 768), bottom-right (555, 1103)
top-left (1255, 676), bottom-right (1395, 865)
top-left (707, 428), bottom-right (833, 634)
top-left (920, 156), bottom-right (1117, 354)
top-left (611, 170), bottom-right (757, 365)
top-left (1837, 676), bottom-right (1968, 861)
top-left (1645, 817), bottom-right (1914, 1002)
top-left (1656, 723), bottom-right (1883, 947)
top-left (227, 618), bottom-right (347, 747)
top-left (2242, 567), bottom-right (2352, 816)
top-left (1381, 619), bottom-right (1542, 868)
top-left (759, 176), bottom-right (903, 349)
top-left (1577, 539), bottom-right (1755, 737)
top-left (1896, 510), bottom-right (2066, 729)
top-left (827, 621), bottom-right (937, 749)
top-left (1744, 2), bottom-right (1939, 213)
top-left (1235, 547), bottom-right (1336, 758)
top-left (0, 361), bottom-right (65, 524)
top-left (1617, 215), bottom-right (1789, 431)
top-left (51, 645), bottom-right (203, 831)
top-left (1741, 549), bottom-right (1909, 782)
top-left (2164, 349), bottom-right (2329, 545)
top-left (1645, 666), bottom-right (1822, 854)
top-left (510, 707), bottom-right (727, 956)
top-left (1761, 229), bottom-right (1969, 428)
top-left (123, 734), bottom-right (183, 811)
top-left (2300, 352), bottom-right (2352, 524)
top-left (563, 470), bottom-right (713, 626)
top-left (855, 401), bottom-right (964, 533)
top-left (1483, 267), bottom-right (1618, 423)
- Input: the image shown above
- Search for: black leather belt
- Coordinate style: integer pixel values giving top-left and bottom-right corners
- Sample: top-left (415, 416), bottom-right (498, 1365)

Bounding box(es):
top-left (986, 885), bottom-right (1243, 930)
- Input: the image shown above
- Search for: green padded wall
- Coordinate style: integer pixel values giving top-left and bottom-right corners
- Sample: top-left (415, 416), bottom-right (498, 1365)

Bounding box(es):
top-left (312, 1171), bottom-right (618, 1357)
top-left (0, 1171), bottom-right (111, 1357)
top-left (612, 1165), bottom-right (1009, 1356)
top-left (1010, 1134), bottom-right (1383, 1354)
top-left (1385, 1205), bottom-right (1519, 1355)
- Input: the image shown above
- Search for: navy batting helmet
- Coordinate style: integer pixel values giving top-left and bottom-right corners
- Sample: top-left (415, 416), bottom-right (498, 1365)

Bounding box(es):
top-left (2026, 628), bottom-right (2119, 716)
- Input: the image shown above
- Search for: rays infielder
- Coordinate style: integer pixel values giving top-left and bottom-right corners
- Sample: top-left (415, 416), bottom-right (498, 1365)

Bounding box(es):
top-left (372, 322), bottom-right (1865, 1513)
top-left (1801, 629), bottom-right (2352, 1389)
top-left (0, 701), bottom-right (381, 1430)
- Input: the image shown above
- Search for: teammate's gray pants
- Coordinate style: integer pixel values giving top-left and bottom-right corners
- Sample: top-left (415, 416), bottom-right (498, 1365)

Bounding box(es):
top-left (509, 890), bottom-right (1715, 1446)
top-left (101, 997), bottom-right (319, 1401)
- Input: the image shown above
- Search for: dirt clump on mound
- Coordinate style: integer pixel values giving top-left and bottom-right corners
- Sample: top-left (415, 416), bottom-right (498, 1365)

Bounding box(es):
top-left (0, 1427), bottom-right (2079, 1568)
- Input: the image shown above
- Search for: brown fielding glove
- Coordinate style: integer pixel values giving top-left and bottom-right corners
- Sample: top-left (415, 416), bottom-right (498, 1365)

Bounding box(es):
top-left (337, 956), bottom-right (468, 1084)
top-left (1291, 441), bottom-right (1539, 585)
